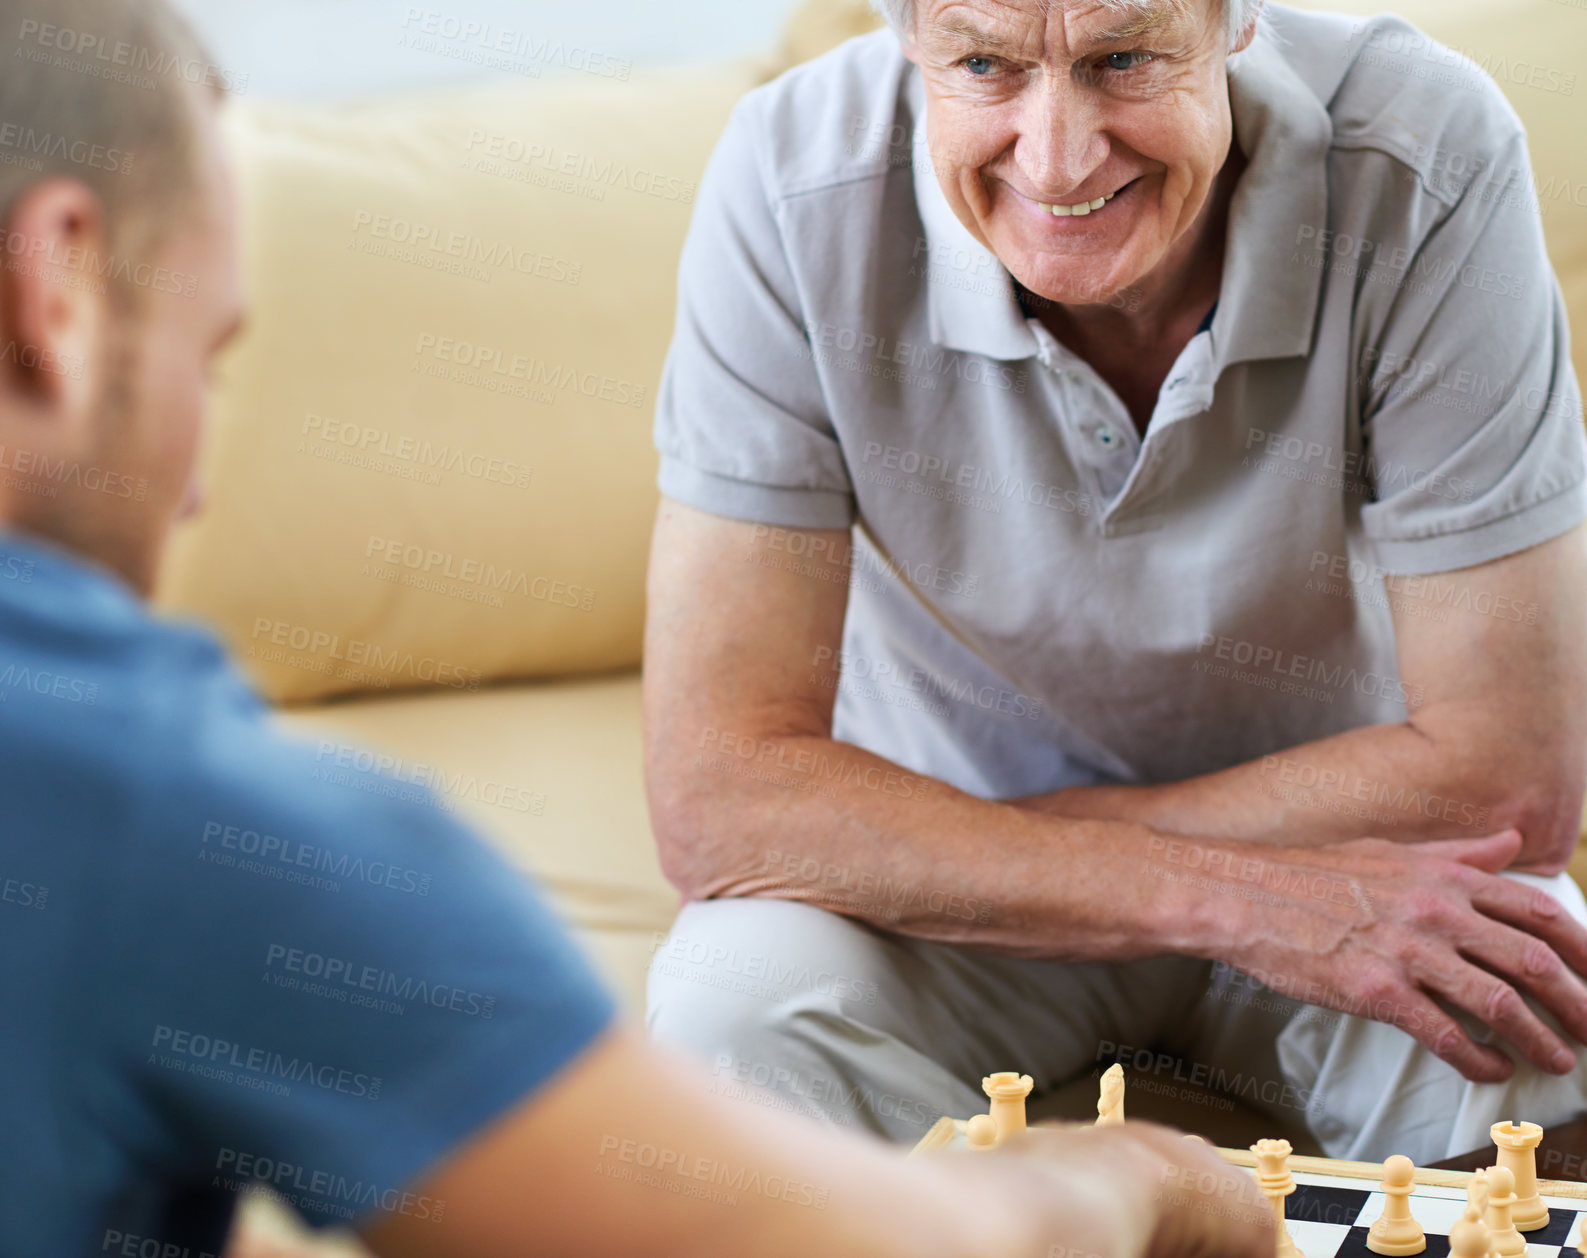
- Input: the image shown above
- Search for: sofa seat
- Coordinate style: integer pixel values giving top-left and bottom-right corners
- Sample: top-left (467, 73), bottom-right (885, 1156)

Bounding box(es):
top-left (277, 671), bottom-right (676, 1019)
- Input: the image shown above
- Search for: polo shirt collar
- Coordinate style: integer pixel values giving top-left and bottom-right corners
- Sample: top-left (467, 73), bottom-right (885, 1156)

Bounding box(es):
top-left (1216, 31), bottom-right (1333, 368)
top-left (909, 31), bottom-right (1333, 370)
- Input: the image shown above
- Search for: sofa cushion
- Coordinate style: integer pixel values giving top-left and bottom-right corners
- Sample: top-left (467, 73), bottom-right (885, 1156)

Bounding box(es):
top-left (275, 671), bottom-right (674, 1018)
top-left (158, 56), bottom-right (775, 704)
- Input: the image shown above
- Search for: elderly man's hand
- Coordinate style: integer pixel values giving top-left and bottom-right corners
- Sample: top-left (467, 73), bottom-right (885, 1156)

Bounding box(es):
top-left (1214, 830), bottom-right (1587, 1081)
top-left (969, 1122), bottom-right (1275, 1258)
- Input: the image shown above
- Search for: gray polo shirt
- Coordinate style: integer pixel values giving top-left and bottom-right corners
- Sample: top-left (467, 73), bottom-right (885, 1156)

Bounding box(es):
top-left (654, 5), bottom-right (1587, 798)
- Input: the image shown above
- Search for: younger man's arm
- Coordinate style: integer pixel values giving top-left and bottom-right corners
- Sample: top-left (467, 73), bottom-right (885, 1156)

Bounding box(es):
top-left (362, 1026), bottom-right (1275, 1258)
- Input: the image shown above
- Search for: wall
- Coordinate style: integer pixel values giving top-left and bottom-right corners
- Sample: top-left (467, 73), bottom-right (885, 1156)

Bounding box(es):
top-left (167, 0), bottom-right (808, 100)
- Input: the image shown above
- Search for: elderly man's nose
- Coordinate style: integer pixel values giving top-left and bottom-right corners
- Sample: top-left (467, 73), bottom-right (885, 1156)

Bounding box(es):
top-left (1020, 91), bottom-right (1104, 191)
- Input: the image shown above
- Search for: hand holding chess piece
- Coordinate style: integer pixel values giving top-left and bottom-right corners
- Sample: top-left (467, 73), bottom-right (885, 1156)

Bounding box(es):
top-left (1366, 1154), bottom-right (1425, 1255)
top-left (944, 1115), bottom-right (1275, 1257)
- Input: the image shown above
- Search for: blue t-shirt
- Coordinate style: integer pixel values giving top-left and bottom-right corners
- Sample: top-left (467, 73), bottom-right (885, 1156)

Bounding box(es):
top-left (0, 531), bottom-right (615, 1254)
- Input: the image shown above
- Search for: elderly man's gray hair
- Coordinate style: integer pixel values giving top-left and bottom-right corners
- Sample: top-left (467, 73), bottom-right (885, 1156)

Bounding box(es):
top-left (871, 0), bottom-right (1265, 52)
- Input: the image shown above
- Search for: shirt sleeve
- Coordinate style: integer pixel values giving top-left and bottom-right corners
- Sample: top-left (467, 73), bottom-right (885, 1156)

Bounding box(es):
top-left (1358, 128), bottom-right (1587, 576)
top-left (654, 93), bottom-right (856, 530)
top-left (109, 720), bottom-right (616, 1232)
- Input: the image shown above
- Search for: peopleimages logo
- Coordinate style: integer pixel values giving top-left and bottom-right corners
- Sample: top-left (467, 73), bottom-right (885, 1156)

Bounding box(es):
top-left (213, 1148), bottom-right (446, 1223)
top-left (248, 617), bottom-right (482, 691)
top-left (0, 444), bottom-right (147, 501)
top-left (199, 821), bottom-right (434, 895)
top-left (1, 228), bottom-right (199, 298)
top-left (0, 122), bottom-right (133, 173)
top-left (264, 944), bottom-right (496, 1019)
top-left (14, 18), bottom-right (250, 92)
top-left (805, 317), bottom-right (1027, 394)
top-left (399, 8), bottom-right (632, 79)
top-left (150, 1026), bottom-right (381, 1100)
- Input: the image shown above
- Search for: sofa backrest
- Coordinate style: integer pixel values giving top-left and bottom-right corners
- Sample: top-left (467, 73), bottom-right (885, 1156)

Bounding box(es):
top-left (156, 55), bottom-right (775, 704)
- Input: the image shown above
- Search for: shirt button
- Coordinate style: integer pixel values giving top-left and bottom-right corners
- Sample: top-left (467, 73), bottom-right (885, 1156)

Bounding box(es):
top-left (1094, 426), bottom-right (1122, 450)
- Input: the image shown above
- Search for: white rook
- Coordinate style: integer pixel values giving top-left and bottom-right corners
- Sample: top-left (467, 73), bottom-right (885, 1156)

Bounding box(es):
top-left (1490, 1120), bottom-right (1549, 1231)
top-left (981, 1072), bottom-right (1031, 1145)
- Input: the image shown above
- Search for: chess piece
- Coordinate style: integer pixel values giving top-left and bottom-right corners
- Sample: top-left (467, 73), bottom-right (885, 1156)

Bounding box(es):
top-left (1096, 1063), bottom-right (1125, 1126)
top-left (1464, 1168), bottom-right (1489, 1225)
top-left (982, 1072), bottom-right (1033, 1144)
top-left (1490, 1120), bottom-right (1549, 1231)
top-left (965, 1114), bottom-right (998, 1151)
top-left (1574, 1214), bottom-right (1586, 1257)
top-left (1367, 1154), bottom-right (1426, 1255)
top-left (1250, 1139), bottom-right (1304, 1258)
top-left (1482, 1165), bottom-right (1527, 1258)
top-left (1449, 1217), bottom-right (1491, 1258)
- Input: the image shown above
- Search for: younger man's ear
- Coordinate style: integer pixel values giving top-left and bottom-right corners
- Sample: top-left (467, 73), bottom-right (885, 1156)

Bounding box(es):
top-left (0, 178), bottom-right (109, 421)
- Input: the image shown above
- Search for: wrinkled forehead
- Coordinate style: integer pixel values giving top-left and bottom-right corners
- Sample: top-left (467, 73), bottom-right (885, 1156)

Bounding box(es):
top-left (914, 0), bottom-right (1209, 45)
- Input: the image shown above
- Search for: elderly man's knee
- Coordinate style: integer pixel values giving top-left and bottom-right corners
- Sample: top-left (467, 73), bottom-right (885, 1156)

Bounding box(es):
top-left (646, 950), bottom-right (798, 1070)
top-left (647, 898), bottom-right (879, 1070)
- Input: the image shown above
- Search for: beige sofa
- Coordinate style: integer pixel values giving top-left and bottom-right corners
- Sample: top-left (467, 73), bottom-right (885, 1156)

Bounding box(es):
top-left (163, 4), bottom-right (1587, 1244)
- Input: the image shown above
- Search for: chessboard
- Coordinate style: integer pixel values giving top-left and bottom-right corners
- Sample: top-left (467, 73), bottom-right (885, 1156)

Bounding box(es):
top-left (915, 1123), bottom-right (1587, 1257)
top-left (910, 1068), bottom-right (1587, 1257)
top-left (1217, 1151), bottom-right (1587, 1258)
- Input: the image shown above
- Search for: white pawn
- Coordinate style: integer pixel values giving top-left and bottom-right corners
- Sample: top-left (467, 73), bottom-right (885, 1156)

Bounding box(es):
top-left (1449, 1217), bottom-right (1491, 1258)
top-left (1367, 1154), bottom-right (1426, 1255)
top-left (965, 1114), bottom-right (998, 1151)
top-left (1483, 1165), bottom-right (1527, 1258)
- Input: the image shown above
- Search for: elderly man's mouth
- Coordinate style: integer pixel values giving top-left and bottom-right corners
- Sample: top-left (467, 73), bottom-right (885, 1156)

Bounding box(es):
top-left (1035, 178), bottom-right (1138, 217)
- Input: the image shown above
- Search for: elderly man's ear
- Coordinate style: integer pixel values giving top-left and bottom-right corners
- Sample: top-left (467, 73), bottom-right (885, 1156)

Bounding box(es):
top-left (1233, 1), bottom-right (1265, 53)
top-left (0, 178), bottom-right (108, 431)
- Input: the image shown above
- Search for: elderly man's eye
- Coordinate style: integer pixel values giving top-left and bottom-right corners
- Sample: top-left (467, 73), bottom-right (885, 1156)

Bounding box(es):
top-left (961, 55), bottom-right (999, 76)
top-left (1103, 50), bottom-right (1154, 71)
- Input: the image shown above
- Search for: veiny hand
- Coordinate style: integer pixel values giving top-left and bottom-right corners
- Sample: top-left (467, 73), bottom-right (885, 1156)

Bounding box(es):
top-left (1216, 829), bottom-right (1587, 1081)
top-left (974, 1122), bottom-right (1275, 1258)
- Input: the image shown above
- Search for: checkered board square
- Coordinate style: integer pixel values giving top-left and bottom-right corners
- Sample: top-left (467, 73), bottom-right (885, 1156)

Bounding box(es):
top-left (1273, 1169), bottom-right (1585, 1257)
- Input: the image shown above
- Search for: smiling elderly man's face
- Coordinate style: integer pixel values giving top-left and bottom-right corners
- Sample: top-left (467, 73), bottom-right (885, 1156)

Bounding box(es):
top-left (902, 0), bottom-right (1252, 308)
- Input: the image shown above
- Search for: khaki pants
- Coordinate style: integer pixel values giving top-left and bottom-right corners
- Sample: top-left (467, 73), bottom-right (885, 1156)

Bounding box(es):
top-left (646, 871), bottom-right (1587, 1164)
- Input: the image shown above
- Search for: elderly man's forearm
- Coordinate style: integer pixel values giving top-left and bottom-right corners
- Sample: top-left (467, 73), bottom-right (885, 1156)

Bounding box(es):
top-left (1011, 719), bottom-right (1583, 872)
top-left (651, 734), bottom-right (1220, 960)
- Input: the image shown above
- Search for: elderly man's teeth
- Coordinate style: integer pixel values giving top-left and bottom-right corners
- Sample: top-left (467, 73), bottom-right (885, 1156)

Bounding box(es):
top-left (1040, 191), bottom-right (1118, 217)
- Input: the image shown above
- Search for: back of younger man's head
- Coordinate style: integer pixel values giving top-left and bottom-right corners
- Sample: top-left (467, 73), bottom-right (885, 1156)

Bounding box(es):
top-left (1, 0), bottom-right (221, 271)
top-left (0, 0), bottom-right (244, 595)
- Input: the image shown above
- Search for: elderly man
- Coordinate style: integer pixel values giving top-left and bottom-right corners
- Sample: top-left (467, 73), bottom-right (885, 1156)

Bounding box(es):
top-left (0, 0), bottom-right (1280, 1253)
top-left (644, 0), bottom-right (1587, 1163)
